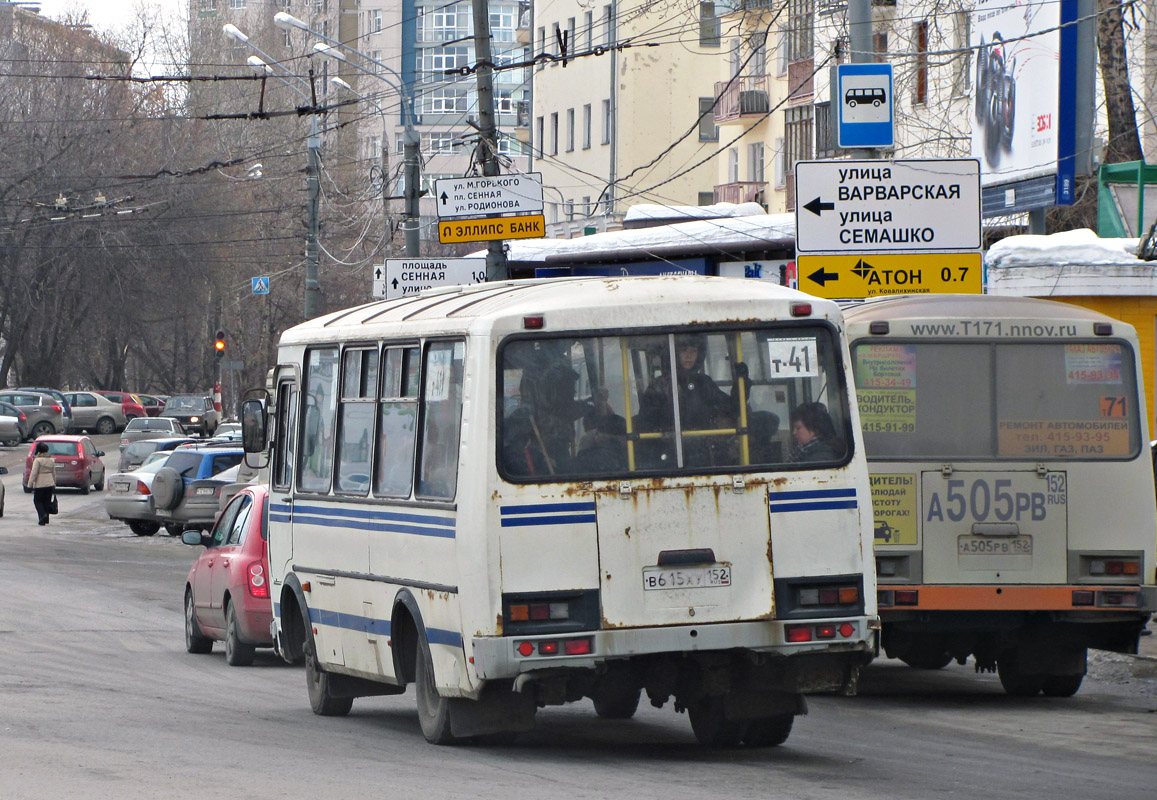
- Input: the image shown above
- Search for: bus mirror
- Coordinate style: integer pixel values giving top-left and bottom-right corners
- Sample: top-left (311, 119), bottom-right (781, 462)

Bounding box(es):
top-left (240, 399), bottom-right (266, 453)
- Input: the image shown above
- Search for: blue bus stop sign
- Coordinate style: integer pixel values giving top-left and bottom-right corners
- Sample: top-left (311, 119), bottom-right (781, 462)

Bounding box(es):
top-left (835, 64), bottom-right (894, 149)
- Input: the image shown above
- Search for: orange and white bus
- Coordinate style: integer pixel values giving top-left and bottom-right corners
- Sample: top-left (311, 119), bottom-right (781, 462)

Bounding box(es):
top-left (845, 295), bottom-right (1157, 696)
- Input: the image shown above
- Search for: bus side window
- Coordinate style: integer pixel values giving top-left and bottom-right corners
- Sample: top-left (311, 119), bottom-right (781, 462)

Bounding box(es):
top-left (272, 383), bottom-right (297, 491)
top-left (299, 347), bottom-right (339, 493)
top-left (417, 340), bottom-right (465, 500)
top-left (375, 345), bottom-right (420, 497)
top-left (335, 347), bottom-right (378, 495)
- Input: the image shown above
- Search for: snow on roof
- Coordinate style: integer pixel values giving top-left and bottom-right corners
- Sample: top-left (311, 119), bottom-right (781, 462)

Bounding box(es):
top-left (472, 213), bottom-right (796, 263)
top-left (984, 228), bottom-right (1157, 297)
top-left (985, 228), bottom-right (1143, 269)
top-left (623, 202), bottom-right (767, 222)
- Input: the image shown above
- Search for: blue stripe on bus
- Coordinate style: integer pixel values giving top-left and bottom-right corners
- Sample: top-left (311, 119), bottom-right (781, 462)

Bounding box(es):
top-left (500, 513), bottom-right (598, 527)
top-left (770, 488), bottom-right (857, 501)
top-left (305, 606), bottom-right (462, 647)
top-left (266, 503), bottom-right (455, 538)
top-left (291, 513), bottom-right (456, 538)
top-left (500, 501), bottom-right (596, 515)
top-left (769, 500), bottom-right (860, 513)
top-left (292, 504), bottom-right (455, 527)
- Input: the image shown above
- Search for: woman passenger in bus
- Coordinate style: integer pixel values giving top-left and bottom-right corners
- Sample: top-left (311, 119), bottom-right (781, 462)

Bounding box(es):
top-left (789, 401), bottom-right (841, 462)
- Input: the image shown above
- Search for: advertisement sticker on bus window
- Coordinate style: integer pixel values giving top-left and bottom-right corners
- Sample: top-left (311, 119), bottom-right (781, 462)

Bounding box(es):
top-left (870, 473), bottom-right (918, 546)
top-left (997, 419), bottom-right (1132, 457)
top-left (1064, 343), bottom-right (1123, 384)
top-left (858, 389), bottom-right (916, 433)
top-left (854, 344), bottom-right (916, 388)
top-left (766, 337), bottom-right (819, 378)
top-left (426, 348), bottom-right (452, 402)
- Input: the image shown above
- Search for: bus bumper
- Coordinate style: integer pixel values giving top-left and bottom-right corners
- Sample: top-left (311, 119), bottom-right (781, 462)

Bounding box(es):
top-left (470, 615), bottom-right (879, 681)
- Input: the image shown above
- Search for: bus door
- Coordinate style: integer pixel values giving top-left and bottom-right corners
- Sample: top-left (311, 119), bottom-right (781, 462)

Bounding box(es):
top-left (920, 468), bottom-right (1069, 585)
top-left (269, 368), bottom-right (299, 566)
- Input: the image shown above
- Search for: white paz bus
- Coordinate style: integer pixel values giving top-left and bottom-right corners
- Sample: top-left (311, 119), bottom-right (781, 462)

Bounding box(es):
top-left (845, 295), bottom-right (1157, 696)
top-left (241, 276), bottom-right (878, 746)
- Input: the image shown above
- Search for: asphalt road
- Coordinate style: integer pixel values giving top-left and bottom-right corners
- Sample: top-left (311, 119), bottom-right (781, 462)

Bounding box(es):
top-left (1, 435), bottom-right (1155, 799)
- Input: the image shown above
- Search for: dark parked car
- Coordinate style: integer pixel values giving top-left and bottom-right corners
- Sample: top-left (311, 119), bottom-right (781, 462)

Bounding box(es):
top-left (23, 435), bottom-right (106, 494)
top-left (161, 394), bottom-right (220, 437)
top-left (150, 446), bottom-right (245, 534)
top-left (183, 484), bottom-right (273, 665)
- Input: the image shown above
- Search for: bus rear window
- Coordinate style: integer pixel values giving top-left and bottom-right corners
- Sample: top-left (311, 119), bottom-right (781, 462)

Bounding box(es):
top-left (498, 326), bottom-right (851, 481)
top-left (853, 341), bottom-right (1141, 460)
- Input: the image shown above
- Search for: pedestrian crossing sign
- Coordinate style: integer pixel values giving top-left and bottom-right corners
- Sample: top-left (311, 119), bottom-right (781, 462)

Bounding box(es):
top-left (252, 276), bottom-right (270, 294)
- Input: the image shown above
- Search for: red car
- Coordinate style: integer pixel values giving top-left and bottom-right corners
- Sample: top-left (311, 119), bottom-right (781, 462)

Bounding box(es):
top-left (182, 484), bottom-right (273, 666)
top-left (96, 391), bottom-right (147, 422)
top-left (23, 435), bottom-right (106, 494)
top-left (136, 394), bottom-right (166, 417)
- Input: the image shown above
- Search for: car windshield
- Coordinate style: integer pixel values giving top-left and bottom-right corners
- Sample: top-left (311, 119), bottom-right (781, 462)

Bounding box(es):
top-left (43, 441), bottom-right (80, 456)
top-left (166, 397), bottom-right (203, 411)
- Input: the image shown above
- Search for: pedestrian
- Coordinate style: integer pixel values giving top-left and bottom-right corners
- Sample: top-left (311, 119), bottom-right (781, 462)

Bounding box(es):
top-left (29, 441), bottom-right (56, 526)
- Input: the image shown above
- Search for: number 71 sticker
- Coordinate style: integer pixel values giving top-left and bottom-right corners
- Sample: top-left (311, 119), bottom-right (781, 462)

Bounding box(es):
top-left (766, 338), bottom-right (820, 378)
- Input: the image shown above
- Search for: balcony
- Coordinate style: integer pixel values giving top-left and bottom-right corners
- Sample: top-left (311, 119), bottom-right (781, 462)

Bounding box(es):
top-left (714, 181), bottom-right (767, 206)
top-left (787, 58), bottom-right (814, 105)
top-left (714, 75), bottom-right (771, 124)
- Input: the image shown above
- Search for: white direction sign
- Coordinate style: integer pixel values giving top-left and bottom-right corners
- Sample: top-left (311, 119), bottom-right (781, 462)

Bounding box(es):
top-left (378, 258), bottom-right (487, 299)
top-left (435, 173), bottom-right (544, 219)
top-left (794, 159), bottom-right (981, 254)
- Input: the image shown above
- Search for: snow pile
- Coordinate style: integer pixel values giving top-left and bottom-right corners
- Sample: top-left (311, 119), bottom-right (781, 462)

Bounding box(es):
top-left (986, 228), bottom-right (1144, 269)
top-left (623, 202), bottom-right (767, 223)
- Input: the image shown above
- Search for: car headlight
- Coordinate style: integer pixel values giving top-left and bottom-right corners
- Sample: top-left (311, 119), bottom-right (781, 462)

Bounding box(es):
top-left (189, 416), bottom-right (200, 423)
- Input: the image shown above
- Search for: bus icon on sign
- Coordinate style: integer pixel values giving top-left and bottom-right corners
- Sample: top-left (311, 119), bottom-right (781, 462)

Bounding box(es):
top-left (845, 87), bottom-right (886, 108)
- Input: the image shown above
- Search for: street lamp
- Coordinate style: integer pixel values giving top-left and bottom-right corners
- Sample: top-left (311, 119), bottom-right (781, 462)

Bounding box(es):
top-left (274, 11), bottom-right (420, 259)
top-left (223, 23), bottom-right (323, 320)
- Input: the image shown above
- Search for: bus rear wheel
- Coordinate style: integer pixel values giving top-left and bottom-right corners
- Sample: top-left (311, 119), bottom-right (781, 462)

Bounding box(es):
top-left (743, 714), bottom-right (794, 747)
top-left (688, 696), bottom-right (747, 747)
top-left (592, 683), bottom-right (641, 719)
top-left (997, 653), bottom-right (1043, 697)
top-left (1041, 674), bottom-right (1083, 697)
top-left (415, 643), bottom-right (456, 745)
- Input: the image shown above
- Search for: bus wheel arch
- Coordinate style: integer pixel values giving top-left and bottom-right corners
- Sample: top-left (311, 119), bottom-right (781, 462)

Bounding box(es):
top-left (278, 575), bottom-right (309, 665)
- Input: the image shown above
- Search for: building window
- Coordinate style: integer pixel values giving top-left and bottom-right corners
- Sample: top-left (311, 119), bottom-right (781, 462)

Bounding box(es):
top-left (424, 46), bottom-right (470, 73)
top-left (229, 0), bottom-right (246, 9)
top-left (567, 17), bottom-right (576, 57)
top-left (750, 31), bottom-right (768, 75)
top-left (747, 142), bottom-right (765, 184)
top-left (420, 6), bottom-right (468, 43)
top-left (699, 2), bottom-right (720, 48)
top-left (497, 137), bottom-right (524, 155)
top-left (582, 103), bottom-right (592, 149)
top-left (728, 148), bottom-right (739, 183)
top-left (698, 191), bottom-right (715, 206)
top-left (698, 97), bottom-right (718, 142)
top-left (536, 26), bottom-right (546, 67)
top-left (784, 105), bottom-right (814, 173)
top-left (603, 5), bottom-right (613, 46)
top-left (372, 9), bottom-right (383, 32)
top-left (913, 20), bottom-right (929, 105)
top-left (601, 99), bottom-right (611, 144)
top-left (536, 116), bottom-right (544, 157)
top-left (786, 0), bottom-right (813, 62)
top-left (581, 196), bottom-right (591, 216)
top-left (426, 87), bottom-right (469, 114)
top-left (496, 90), bottom-right (514, 114)
top-left (584, 10), bottom-right (593, 51)
top-left (873, 32), bottom-right (888, 63)
top-left (815, 101), bottom-right (834, 158)
top-left (491, 5), bottom-right (517, 42)
top-left (550, 112), bottom-right (559, 155)
top-left (566, 108), bottom-right (575, 152)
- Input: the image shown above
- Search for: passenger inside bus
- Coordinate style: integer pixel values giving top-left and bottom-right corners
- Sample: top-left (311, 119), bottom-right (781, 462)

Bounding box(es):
top-left (788, 401), bottom-right (841, 462)
top-left (570, 413), bottom-right (628, 472)
top-left (637, 335), bottom-right (747, 466)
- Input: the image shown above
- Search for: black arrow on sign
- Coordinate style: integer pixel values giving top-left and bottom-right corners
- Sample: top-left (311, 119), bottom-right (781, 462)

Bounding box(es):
top-left (808, 266), bottom-right (839, 287)
top-left (391, 278), bottom-right (399, 290)
top-left (440, 191), bottom-right (449, 205)
top-left (375, 267), bottom-right (382, 279)
top-left (803, 197), bottom-right (835, 216)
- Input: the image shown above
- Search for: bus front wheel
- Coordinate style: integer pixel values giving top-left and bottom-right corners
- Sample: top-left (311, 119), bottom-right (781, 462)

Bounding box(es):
top-left (304, 634), bottom-right (353, 716)
top-left (415, 643), bottom-right (456, 744)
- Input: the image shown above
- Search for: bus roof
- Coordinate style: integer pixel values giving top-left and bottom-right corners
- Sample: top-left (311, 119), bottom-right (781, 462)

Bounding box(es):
top-left (843, 294), bottom-right (1128, 327)
top-left (282, 276), bottom-right (837, 344)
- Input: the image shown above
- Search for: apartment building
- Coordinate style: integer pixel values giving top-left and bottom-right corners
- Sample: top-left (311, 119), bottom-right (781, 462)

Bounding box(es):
top-left (531, 0), bottom-right (725, 236)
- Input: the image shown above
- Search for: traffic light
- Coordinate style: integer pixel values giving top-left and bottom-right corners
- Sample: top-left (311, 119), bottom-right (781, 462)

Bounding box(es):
top-left (214, 329), bottom-right (226, 359)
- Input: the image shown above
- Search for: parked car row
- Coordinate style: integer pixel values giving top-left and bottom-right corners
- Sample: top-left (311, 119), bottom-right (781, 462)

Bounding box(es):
top-left (0, 390), bottom-right (223, 444)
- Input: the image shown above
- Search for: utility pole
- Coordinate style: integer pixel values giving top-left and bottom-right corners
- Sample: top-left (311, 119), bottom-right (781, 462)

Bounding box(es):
top-left (847, 0), bottom-right (876, 161)
top-left (404, 131), bottom-right (421, 258)
top-left (305, 113), bottom-right (322, 319)
top-left (472, 0), bottom-right (509, 280)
